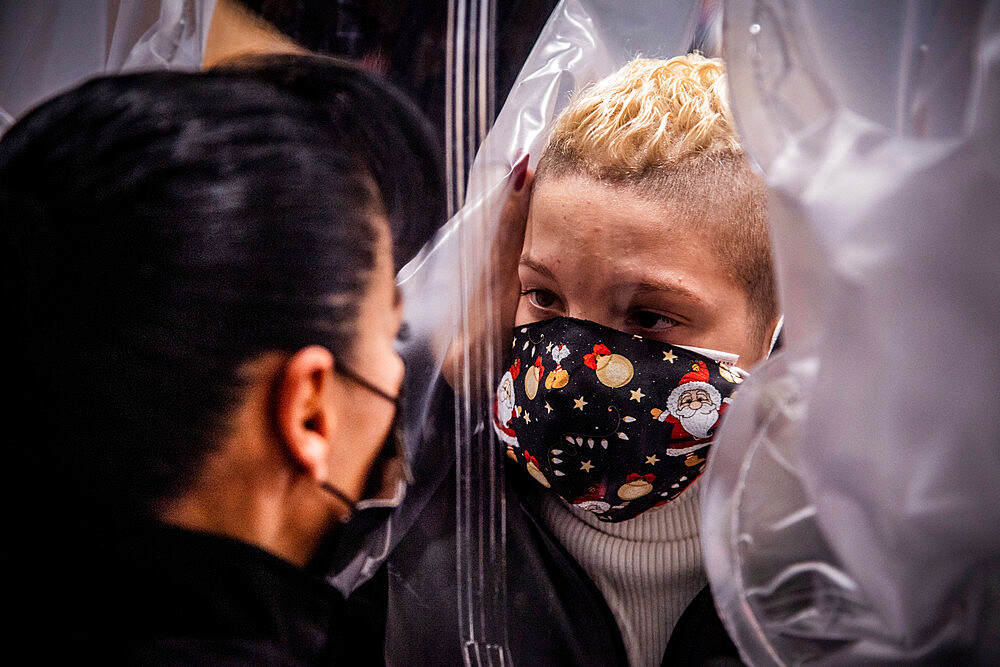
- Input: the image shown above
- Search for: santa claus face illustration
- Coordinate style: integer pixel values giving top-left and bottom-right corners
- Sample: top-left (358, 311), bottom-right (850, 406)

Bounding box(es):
top-left (493, 359), bottom-right (522, 448)
top-left (668, 382), bottom-right (722, 439)
top-left (497, 371), bottom-right (516, 423)
top-left (572, 481), bottom-right (610, 514)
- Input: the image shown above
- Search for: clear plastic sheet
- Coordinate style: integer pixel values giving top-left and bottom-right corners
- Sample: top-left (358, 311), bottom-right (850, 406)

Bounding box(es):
top-left (371, 1), bottom-right (702, 663)
top-left (702, 1), bottom-right (1000, 663)
top-left (0, 0), bottom-right (214, 133)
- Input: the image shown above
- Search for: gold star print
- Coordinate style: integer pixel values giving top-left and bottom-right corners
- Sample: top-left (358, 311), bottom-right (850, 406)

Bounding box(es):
top-left (544, 402), bottom-right (553, 414)
top-left (630, 388), bottom-right (645, 402)
top-left (546, 342), bottom-right (553, 353)
top-left (662, 349), bottom-right (677, 363)
top-left (573, 396), bottom-right (588, 411)
top-left (523, 411), bottom-right (531, 423)
top-left (580, 460), bottom-right (594, 473)
top-left (646, 454), bottom-right (660, 465)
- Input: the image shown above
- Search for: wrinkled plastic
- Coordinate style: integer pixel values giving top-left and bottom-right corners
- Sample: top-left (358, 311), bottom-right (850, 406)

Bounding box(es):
top-left (364, 1), bottom-right (702, 663)
top-left (0, 0), bottom-right (214, 133)
top-left (702, 1), bottom-right (1000, 664)
top-left (121, 0), bottom-right (216, 73)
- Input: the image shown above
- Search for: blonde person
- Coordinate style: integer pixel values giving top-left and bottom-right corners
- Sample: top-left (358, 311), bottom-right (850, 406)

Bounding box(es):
top-left (386, 53), bottom-right (776, 666)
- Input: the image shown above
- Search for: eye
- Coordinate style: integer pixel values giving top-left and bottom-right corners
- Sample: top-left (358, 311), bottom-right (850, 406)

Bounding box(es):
top-left (522, 288), bottom-right (560, 311)
top-left (627, 310), bottom-right (679, 332)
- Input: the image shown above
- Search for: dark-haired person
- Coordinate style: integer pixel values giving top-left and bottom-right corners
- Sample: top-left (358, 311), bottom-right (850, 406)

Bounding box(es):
top-left (3, 56), bottom-right (442, 664)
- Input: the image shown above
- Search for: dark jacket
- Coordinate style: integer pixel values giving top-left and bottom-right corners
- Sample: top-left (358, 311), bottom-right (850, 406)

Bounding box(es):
top-left (56, 521), bottom-right (384, 665)
top-left (386, 453), bottom-right (743, 666)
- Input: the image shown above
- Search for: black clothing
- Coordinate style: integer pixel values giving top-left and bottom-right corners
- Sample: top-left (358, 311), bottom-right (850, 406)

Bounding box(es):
top-left (665, 586), bottom-right (744, 666)
top-left (62, 522), bottom-right (383, 665)
top-left (386, 457), bottom-right (742, 665)
top-left (387, 463), bottom-right (628, 665)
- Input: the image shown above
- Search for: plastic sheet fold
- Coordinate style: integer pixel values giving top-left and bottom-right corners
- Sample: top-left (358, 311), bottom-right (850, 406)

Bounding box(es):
top-left (703, 2), bottom-right (1000, 663)
top-left (0, 0), bottom-right (214, 133)
top-left (373, 2), bottom-right (701, 663)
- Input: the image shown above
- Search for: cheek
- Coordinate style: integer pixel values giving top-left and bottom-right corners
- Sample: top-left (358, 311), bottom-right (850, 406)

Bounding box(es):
top-left (513, 298), bottom-right (533, 327)
top-left (729, 320), bottom-right (765, 368)
top-left (700, 294), bottom-right (761, 363)
top-left (387, 349), bottom-right (405, 390)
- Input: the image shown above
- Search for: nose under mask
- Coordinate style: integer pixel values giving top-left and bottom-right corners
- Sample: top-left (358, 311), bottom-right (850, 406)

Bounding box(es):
top-left (493, 316), bottom-right (747, 522)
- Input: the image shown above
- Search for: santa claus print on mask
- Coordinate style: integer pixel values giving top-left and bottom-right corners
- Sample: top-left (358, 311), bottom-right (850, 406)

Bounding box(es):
top-left (650, 359), bottom-right (731, 468)
top-left (494, 317), bottom-right (744, 522)
top-left (493, 357), bottom-right (521, 454)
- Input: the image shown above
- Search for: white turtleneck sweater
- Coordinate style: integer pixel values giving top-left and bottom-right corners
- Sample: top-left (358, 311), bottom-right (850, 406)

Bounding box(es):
top-left (538, 479), bottom-right (706, 667)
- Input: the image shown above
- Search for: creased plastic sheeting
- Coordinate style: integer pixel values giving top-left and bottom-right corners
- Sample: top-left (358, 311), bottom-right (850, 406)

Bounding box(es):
top-left (342, 0), bottom-right (699, 663)
top-left (702, 1), bottom-right (1000, 664)
top-left (0, 0), bottom-right (214, 134)
top-left (121, 0), bottom-right (216, 73)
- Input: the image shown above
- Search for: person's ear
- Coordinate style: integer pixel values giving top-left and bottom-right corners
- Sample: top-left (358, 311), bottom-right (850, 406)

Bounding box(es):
top-left (273, 345), bottom-right (338, 482)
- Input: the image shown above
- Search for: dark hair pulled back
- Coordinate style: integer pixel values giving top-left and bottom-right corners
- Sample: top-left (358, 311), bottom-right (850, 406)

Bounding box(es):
top-left (0, 56), bottom-right (443, 519)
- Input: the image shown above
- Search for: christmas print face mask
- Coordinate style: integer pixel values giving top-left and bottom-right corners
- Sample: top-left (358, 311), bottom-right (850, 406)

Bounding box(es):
top-left (493, 317), bottom-right (747, 522)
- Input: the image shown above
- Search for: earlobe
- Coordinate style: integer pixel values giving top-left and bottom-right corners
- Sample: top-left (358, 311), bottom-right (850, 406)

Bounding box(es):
top-left (272, 345), bottom-right (338, 481)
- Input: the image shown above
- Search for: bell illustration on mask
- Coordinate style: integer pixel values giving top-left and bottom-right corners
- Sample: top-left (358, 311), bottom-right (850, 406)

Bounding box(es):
top-left (583, 344), bottom-right (634, 388)
top-left (524, 356), bottom-right (545, 399)
top-left (617, 473), bottom-right (656, 501)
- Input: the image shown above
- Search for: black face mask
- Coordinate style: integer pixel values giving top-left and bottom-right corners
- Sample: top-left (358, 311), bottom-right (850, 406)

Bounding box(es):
top-left (493, 317), bottom-right (746, 522)
top-left (322, 361), bottom-right (410, 515)
top-left (309, 362), bottom-right (409, 573)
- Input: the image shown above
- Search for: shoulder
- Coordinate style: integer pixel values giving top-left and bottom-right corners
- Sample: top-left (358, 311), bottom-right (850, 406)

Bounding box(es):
top-left (124, 639), bottom-right (311, 667)
top-left (663, 585), bottom-right (744, 666)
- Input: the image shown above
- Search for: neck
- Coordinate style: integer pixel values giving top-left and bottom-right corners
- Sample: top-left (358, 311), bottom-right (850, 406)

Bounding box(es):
top-left (203, 0), bottom-right (307, 68)
top-left (538, 483), bottom-right (706, 667)
top-left (161, 472), bottom-right (333, 568)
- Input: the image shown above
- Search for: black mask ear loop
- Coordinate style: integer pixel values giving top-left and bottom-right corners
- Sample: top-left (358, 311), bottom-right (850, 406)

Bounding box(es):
top-left (320, 480), bottom-right (360, 518)
top-left (326, 360), bottom-right (408, 511)
top-left (267, 354), bottom-right (398, 521)
top-left (332, 360), bottom-right (400, 405)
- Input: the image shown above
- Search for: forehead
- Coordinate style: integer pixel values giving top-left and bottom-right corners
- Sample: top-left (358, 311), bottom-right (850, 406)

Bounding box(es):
top-left (524, 174), bottom-right (733, 290)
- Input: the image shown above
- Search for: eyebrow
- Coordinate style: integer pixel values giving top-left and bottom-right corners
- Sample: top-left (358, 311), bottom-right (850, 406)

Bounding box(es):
top-left (520, 255), bottom-right (706, 305)
top-left (518, 256), bottom-right (558, 282)
top-left (629, 279), bottom-right (706, 305)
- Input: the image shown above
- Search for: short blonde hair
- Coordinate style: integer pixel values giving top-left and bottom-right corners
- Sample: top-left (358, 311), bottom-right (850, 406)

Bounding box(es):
top-left (535, 53), bottom-right (777, 341)
top-left (544, 54), bottom-right (738, 174)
